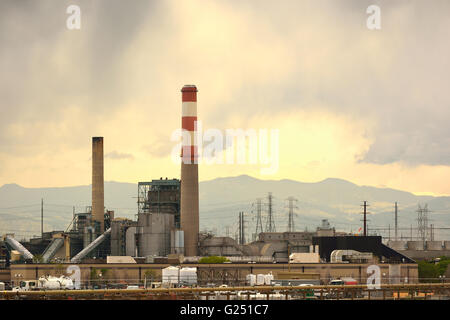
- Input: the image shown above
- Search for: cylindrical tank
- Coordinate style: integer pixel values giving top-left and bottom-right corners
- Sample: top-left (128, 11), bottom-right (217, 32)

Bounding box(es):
top-left (444, 241), bottom-right (450, 250)
top-left (180, 267), bottom-right (197, 285)
top-left (256, 274), bottom-right (265, 286)
top-left (180, 85), bottom-right (199, 257)
top-left (246, 274), bottom-right (256, 286)
top-left (388, 240), bottom-right (407, 251)
top-left (407, 241), bottom-right (424, 250)
top-left (162, 266), bottom-right (180, 284)
top-left (264, 273), bottom-right (274, 285)
top-left (426, 241), bottom-right (443, 250)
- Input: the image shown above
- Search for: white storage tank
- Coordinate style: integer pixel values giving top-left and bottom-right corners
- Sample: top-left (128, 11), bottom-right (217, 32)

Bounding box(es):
top-left (264, 272), bottom-right (274, 285)
top-left (246, 274), bottom-right (256, 286)
top-left (162, 266), bottom-right (179, 284)
top-left (445, 241), bottom-right (450, 250)
top-left (180, 267), bottom-right (197, 285)
top-left (407, 241), bottom-right (424, 251)
top-left (426, 241), bottom-right (443, 250)
top-left (256, 274), bottom-right (265, 286)
top-left (387, 240), bottom-right (407, 251)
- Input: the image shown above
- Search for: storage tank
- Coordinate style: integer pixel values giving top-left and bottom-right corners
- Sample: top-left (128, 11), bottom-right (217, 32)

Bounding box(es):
top-left (264, 272), bottom-right (274, 285)
top-left (256, 274), bottom-right (265, 286)
top-left (387, 240), bottom-right (407, 251)
top-left (162, 266), bottom-right (179, 284)
top-left (407, 241), bottom-right (424, 250)
top-left (246, 274), bottom-right (256, 286)
top-left (426, 241), bottom-right (443, 250)
top-left (180, 267), bottom-right (197, 285)
top-left (444, 241), bottom-right (450, 250)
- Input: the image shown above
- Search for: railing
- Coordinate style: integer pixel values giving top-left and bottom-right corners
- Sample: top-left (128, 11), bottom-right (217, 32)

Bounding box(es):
top-left (1, 283), bottom-right (449, 300)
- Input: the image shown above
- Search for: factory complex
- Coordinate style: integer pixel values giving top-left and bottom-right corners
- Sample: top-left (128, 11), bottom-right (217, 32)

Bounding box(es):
top-left (0, 85), bottom-right (439, 292)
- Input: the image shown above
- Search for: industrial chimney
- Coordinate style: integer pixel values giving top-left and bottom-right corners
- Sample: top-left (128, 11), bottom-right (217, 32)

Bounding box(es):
top-left (92, 137), bottom-right (104, 233)
top-left (180, 85), bottom-right (199, 256)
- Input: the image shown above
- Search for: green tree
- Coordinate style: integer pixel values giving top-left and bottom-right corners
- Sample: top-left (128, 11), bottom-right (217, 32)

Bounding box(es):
top-left (198, 256), bottom-right (229, 264)
top-left (33, 254), bottom-right (44, 263)
top-left (418, 260), bottom-right (439, 283)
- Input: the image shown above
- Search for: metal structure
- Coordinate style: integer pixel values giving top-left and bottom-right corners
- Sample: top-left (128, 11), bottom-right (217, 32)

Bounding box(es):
top-left (265, 193), bottom-right (276, 232)
top-left (238, 212), bottom-right (245, 245)
top-left (137, 179), bottom-right (180, 227)
top-left (70, 228), bottom-right (111, 263)
top-left (286, 197), bottom-right (298, 232)
top-left (4, 236), bottom-right (34, 260)
top-left (41, 238), bottom-right (64, 263)
top-left (417, 204), bottom-right (430, 243)
top-left (395, 202), bottom-right (398, 241)
top-left (92, 137), bottom-right (104, 233)
top-left (254, 198), bottom-right (263, 238)
top-left (1, 283), bottom-right (449, 300)
top-left (361, 201), bottom-right (370, 237)
top-left (180, 85), bottom-right (200, 256)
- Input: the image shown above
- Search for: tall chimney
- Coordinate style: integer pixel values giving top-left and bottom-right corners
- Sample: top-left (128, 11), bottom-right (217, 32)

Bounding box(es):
top-left (92, 137), bottom-right (104, 233)
top-left (180, 85), bottom-right (199, 256)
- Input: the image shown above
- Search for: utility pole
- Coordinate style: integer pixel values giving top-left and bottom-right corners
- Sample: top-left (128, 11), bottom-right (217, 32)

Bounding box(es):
top-left (241, 212), bottom-right (245, 245)
top-left (41, 198), bottom-right (44, 238)
top-left (238, 212), bottom-right (245, 245)
top-left (286, 197), bottom-right (298, 232)
top-left (361, 201), bottom-right (370, 237)
top-left (238, 212), bottom-right (241, 244)
top-left (395, 202), bottom-right (398, 241)
top-left (266, 193), bottom-right (276, 232)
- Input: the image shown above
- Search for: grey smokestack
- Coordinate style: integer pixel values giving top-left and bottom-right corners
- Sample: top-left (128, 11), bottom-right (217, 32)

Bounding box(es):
top-left (92, 137), bottom-right (104, 233)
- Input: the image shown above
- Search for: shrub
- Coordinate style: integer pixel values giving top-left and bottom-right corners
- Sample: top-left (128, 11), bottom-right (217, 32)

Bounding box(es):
top-left (198, 256), bottom-right (229, 264)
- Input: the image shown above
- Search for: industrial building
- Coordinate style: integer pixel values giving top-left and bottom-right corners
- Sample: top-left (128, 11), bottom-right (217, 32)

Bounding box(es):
top-left (0, 84), bottom-right (428, 291)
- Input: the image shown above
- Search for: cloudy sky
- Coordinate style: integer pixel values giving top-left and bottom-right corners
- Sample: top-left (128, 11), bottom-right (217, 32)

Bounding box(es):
top-left (0, 0), bottom-right (449, 196)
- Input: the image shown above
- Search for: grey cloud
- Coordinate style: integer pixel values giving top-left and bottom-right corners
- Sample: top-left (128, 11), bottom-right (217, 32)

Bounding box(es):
top-left (1, 0), bottom-right (449, 168)
top-left (203, 0), bottom-right (450, 166)
top-left (0, 0), bottom-right (157, 156)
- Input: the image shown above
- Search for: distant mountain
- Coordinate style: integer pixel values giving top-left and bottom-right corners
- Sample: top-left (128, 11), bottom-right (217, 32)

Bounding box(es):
top-left (0, 175), bottom-right (449, 240)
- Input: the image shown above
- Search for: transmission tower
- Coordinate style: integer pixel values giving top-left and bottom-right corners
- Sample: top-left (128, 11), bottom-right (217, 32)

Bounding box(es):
top-left (265, 192), bottom-right (276, 232)
top-left (286, 197), bottom-right (298, 232)
top-left (417, 204), bottom-right (430, 242)
top-left (254, 198), bottom-right (263, 237)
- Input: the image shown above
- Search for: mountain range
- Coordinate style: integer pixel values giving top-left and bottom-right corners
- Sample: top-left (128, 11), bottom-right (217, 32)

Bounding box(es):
top-left (0, 175), bottom-right (449, 241)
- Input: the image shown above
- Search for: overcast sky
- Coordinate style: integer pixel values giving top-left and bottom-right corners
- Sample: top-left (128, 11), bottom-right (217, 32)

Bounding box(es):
top-left (0, 0), bottom-right (449, 196)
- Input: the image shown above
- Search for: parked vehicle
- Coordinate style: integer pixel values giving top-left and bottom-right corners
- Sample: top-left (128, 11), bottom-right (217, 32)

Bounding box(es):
top-left (326, 278), bottom-right (362, 299)
top-left (12, 275), bottom-right (74, 292)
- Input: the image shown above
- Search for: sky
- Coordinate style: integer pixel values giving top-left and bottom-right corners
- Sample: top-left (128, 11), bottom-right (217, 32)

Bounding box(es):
top-left (0, 0), bottom-right (449, 196)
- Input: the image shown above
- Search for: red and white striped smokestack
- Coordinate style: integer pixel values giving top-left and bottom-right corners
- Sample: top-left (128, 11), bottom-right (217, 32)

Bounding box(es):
top-left (180, 85), bottom-right (199, 256)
